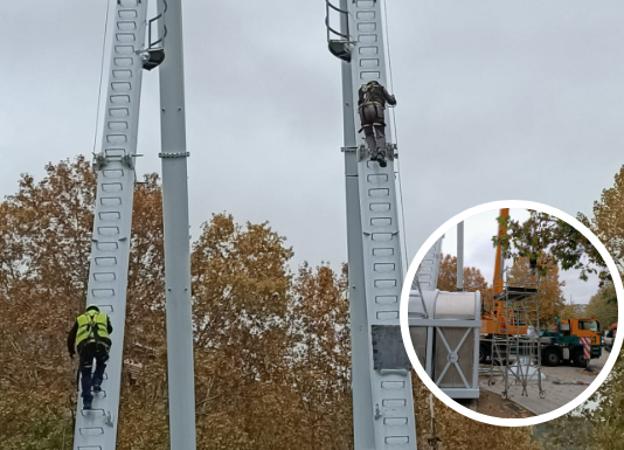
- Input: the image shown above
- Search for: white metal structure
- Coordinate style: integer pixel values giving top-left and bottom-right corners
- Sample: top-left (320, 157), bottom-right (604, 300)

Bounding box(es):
top-left (73, 0), bottom-right (196, 448)
top-left (408, 240), bottom-right (443, 374)
top-left (409, 234), bottom-right (481, 400)
top-left (73, 1), bottom-right (148, 448)
top-left (412, 240), bottom-right (443, 293)
top-left (408, 290), bottom-right (481, 400)
top-left (327, 1), bottom-right (417, 448)
top-left (158, 0), bottom-right (197, 448)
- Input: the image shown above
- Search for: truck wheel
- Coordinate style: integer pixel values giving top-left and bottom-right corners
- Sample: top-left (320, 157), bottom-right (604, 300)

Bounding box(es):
top-left (479, 342), bottom-right (490, 364)
top-left (542, 347), bottom-right (560, 366)
top-left (573, 351), bottom-right (589, 368)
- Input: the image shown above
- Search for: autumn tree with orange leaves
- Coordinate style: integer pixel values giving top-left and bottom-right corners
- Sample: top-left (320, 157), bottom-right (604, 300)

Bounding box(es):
top-left (538, 165), bottom-right (623, 450)
top-left (435, 254), bottom-right (495, 313)
top-left (0, 157), bottom-right (540, 449)
top-left (0, 157), bottom-right (353, 449)
top-left (506, 256), bottom-right (566, 325)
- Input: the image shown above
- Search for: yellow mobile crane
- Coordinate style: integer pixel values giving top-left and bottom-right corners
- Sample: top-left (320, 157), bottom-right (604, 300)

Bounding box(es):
top-left (479, 209), bottom-right (601, 366)
top-left (481, 209), bottom-right (528, 336)
top-left (479, 208), bottom-right (533, 363)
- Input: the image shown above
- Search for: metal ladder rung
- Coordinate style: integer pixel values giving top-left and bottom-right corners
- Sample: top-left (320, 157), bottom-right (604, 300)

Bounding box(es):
top-left (79, 427), bottom-right (105, 436)
top-left (80, 408), bottom-right (107, 416)
top-left (96, 304), bottom-right (114, 313)
top-left (93, 389), bottom-right (107, 398)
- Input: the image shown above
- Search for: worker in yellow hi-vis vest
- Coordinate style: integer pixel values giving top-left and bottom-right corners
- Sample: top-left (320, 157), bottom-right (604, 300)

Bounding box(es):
top-left (67, 305), bottom-right (113, 410)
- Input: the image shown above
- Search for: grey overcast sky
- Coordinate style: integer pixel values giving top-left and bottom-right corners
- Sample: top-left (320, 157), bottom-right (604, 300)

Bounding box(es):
top-left (0, 1), bottom-right (622, 294)
top-left (440, 209), bottom-right (601, 305)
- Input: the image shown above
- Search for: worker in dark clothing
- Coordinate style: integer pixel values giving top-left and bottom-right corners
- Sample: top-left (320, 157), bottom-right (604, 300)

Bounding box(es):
top-left (67, 305), bottom-right (113, 410)
top-left (358, 80), bottom-right (397, 167)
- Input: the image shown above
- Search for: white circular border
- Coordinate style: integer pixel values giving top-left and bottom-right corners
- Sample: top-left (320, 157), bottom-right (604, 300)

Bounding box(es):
top-left (399, 200), bottom-right (624, 427)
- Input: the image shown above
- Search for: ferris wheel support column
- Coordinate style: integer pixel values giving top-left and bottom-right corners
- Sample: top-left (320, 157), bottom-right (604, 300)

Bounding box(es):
top-left (328, 0), bottom-right (418, 447)
top-left (339, 22), bottom-right (377, 450)
top-left (457, 222), bottom-right (464, 291)
top-left (158, 0), bottom-right (197, 449)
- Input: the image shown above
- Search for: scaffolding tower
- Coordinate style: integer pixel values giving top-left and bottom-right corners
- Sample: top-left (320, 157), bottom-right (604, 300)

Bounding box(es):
top-left (484, 274), bottom-right (544, 400)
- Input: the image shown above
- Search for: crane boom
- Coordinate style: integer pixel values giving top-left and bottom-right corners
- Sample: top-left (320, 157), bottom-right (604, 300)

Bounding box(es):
top-left (493, 208), bottom-right (509, 295)
top-left (482, 208), bottom-right (527, 336)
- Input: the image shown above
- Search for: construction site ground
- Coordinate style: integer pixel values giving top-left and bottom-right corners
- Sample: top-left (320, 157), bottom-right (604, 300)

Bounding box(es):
top-left (475, 350), bottom-right (608, 417)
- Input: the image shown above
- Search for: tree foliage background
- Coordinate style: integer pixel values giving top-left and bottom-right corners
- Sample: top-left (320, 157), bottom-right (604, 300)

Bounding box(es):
top-left (0, 157), bottom-right (354, 449)
top-left (1, 158), bottom-right (621, 449)
top-left (584, 282), bottom-right (618, 329)
top-left (0, 157), bottom-right (536, 449)
top-left (421, 256), bottom-right (538, 449)
top-left (538, 165), bottom-right (624, 449)
top-left (507, 256), bottom-right (566, 325)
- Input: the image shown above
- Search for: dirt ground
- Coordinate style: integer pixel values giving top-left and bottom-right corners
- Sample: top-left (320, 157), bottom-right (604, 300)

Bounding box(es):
top-left (474, 350), bottom-right (608, 417)
top-left (464, 389), bottom-right (533, 418)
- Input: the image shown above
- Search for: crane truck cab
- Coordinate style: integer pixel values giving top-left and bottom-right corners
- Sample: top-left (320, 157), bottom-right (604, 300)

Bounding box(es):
top-left (540, 318), bottom-right (602, 367)
top-left (603, 322), bottom-right (617, 352)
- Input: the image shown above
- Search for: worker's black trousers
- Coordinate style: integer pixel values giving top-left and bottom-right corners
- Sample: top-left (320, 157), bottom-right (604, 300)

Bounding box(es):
top-left (78, 342), bottom-right (109, 401)
top-left (359, 103), bottom-right (387, 156)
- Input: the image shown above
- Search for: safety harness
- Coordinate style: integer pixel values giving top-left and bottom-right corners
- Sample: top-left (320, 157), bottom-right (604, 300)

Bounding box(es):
top-left (75, 310), bottom-right (110, 351)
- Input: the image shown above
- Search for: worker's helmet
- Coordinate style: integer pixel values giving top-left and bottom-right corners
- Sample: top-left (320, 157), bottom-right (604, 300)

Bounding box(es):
top-left (86, 305), bottom-right (100, 313)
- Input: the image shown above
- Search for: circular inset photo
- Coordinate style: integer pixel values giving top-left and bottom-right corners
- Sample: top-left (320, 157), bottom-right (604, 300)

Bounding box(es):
top-left (400, 201), bottom-right (623, 427)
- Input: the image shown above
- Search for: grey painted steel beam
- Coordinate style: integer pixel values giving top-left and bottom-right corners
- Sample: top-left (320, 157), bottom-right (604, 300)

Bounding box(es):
top-left (339, 2), bottom-right (376, 447)
top-left (340, 1), bottom-right (417, 448)
top-left (157, 0), bottom-right (197, 449)
top-left (457, 222), bottom-right (464, 291)
top-left (413, 239), bottom-right (442, 292)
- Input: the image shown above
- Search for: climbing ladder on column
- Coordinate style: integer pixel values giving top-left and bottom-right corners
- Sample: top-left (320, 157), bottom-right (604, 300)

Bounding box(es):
top-left (327, 0), bottom-right (417, 448)
top-left (412, 239), bottom-right (443, 292)
top-left (351, 1), bottom-right (415, 447)
top-left (73, 1), bottom-right (148, 449)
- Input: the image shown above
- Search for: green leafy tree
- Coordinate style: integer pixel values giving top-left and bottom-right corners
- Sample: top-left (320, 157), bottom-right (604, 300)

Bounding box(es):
top-left (584, 282), bottom-right (618, 329)
top-left (537, 165), bottom-right (624, 449)
top-left (494, 211), bottom-right (601, 281)
top-left (578, 165), bottom-right (624, 275)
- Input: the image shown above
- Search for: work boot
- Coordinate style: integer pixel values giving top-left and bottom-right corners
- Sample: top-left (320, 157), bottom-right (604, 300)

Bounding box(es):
top-left (83, 397), bottom-right (93, 410)
top-left (371, 152), bottom-right (387, 168)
